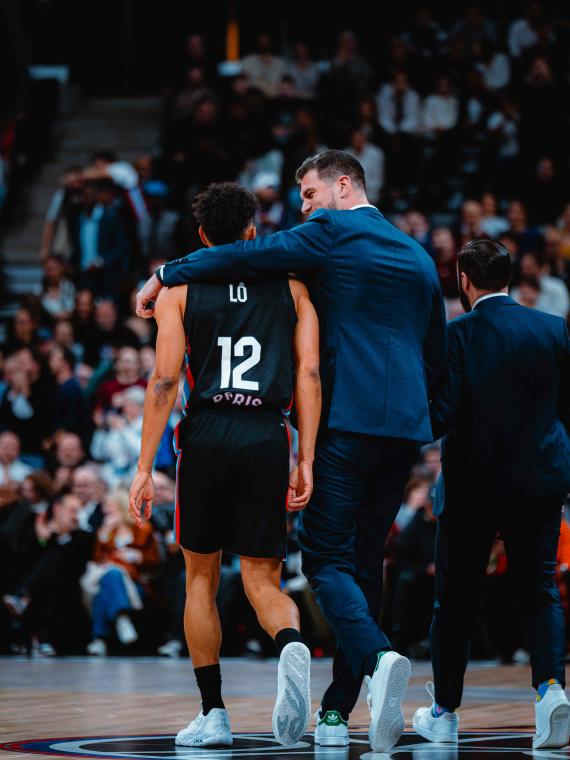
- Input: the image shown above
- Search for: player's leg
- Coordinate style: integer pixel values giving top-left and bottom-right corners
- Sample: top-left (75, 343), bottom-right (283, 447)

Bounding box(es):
top-left (176, 548), bottom-right (232, 747)
top-left (501, 495), bottom-right (569, 750)
top-left (240, 555), bottom-right (311, 746)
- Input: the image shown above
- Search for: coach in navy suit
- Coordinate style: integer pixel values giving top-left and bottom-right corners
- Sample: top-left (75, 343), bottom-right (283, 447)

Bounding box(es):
top-left (414, 239), bottom-right (570, 750)
top-left (136, 151), bottom-right (447, 751)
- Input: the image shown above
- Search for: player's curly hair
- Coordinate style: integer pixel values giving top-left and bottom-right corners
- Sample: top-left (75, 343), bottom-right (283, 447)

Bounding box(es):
top-left (192, 182), bottom-right (257, 245)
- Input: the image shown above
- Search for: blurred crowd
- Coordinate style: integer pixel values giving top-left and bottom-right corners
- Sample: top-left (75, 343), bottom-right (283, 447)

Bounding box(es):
top-left (1, 2), bottom-right (570, 657)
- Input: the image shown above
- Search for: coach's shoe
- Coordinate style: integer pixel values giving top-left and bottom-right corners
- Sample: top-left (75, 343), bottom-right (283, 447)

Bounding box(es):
top-left (413, 683), bottom-right (459, 743)
top-left (533, 682), bottom-right (570, 749)
top-left (272, 642), bottom-right (311, 745)
top-left (175, 709), bottom-right (233, 747)
top-left (314, 709), bottom-right (349, 746)
top-left (366, 650), bottom-right (411, 752)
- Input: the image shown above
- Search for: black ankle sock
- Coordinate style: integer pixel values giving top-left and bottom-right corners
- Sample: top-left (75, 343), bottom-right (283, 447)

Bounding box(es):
top-left (363, 648), bottom-right (391, 678)
top-left (194, 664), bottom-right (225, 715)
top-left (274, 628), bottom-right (303, 655)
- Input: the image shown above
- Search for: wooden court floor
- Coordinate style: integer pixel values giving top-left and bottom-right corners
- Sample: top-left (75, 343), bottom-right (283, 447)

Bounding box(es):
top-left (0, 657), bottom-right (563, 759)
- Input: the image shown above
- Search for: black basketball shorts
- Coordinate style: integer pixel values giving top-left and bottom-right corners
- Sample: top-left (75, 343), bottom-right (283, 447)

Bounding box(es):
top-left (174, 409), bottom-right (291, 559)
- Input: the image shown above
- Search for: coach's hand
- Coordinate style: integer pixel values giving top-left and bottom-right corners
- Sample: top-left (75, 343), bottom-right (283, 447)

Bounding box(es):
top-left (136, 273), bottom-right (162, 318)
top-left (287, 461), bottom-right (313, 511)
top-left (129, 471), bottom-right (155, 527)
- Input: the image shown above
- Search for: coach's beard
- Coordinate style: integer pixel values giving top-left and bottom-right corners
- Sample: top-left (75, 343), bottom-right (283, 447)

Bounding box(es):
top-left (459, 282), bottom-right (472, 313)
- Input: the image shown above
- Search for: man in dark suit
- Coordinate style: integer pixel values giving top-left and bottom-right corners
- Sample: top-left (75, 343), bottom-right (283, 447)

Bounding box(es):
top-left (136, 150), bottom-right (447, 752)
top-left (414, 239), bottom-right (570, 750)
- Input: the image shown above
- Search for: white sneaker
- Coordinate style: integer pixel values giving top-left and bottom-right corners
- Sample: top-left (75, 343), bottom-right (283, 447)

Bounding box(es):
top-left (87, 638), bottom-right (107, 656)
top-left (314, 709), bottom-right (349, 746)
top-left (157, 640), bottom-right (183, 658)
top-left (175, 709), bottom-right (232, 747)
top-left (533, 683), bottom-right (570, 749)
top-left (116, 614), bottom-right (138, 645)
top-left (272, 641), bottom-right (311, 745)
top-left (413, 683), bottom-right (459, 743)
top-left (366, 650), bottom-right (411, 752)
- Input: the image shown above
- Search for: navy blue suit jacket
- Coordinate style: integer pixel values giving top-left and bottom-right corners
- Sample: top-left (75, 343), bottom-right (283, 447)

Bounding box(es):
top-left (158, 207), bottom-right (447, 442)
top-left (432, 295), bottom-right (570, 505)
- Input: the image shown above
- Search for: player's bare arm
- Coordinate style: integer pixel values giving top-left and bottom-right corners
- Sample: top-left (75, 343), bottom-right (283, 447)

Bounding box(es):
top-left (288, 279), bottom-right (321, 511)
top-left (129, 285), bottom-right (187, 526)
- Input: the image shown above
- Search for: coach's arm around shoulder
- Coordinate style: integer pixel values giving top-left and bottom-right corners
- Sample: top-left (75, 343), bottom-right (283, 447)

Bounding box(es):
top-left (129, 287), bottom-right (186, 526)
top-left (288, 279), bottom-right (321, 511)
top-left (136, 211), bottom-right (334, 317)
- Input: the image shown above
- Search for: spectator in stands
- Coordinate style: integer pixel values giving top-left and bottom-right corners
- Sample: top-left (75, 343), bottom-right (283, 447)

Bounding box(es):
top-left (395, 472), bottom-right (433, 532)
top-left (287, 42), bottom-right (319, 99)
top-left (480, 192), bottom-right (509, 238)
top-left (508, 1), bottom-right (542, 58)
top-left (514, 275), bottom-right (541, 310)
top-left (459, 200), bottom-right (485, 246)
top-left (53, 318), bottom-right (84, 365)
top-left (241, 33), bottom-right (286, 98)
top-left (2, 493), bottom-right (92, 655)
top-left (512, 251), bottom-right (570, 319)
top-left (48, 346), bottom-right (85, 436)
top-left (21, 471), bottom-right (53, 516)
top-left (451, 4), bottom-right (497, 46)
top-left (525, 157), bottom-right (566, 226)
top-left (406, 211), bottom-right (431, 248)
top-left (84, 488), bottom-right (160, 656)
top-left (422, 76), bottom-right (459, 136)
top-left (85, 150), bottom-right (139, 191)
top-left (95, 346), bottom-right (146, 411)
top-left (0, 432), bottom-right (31, 484)
top-left (0, 353), bottom-right (53, 461)
top-left (91, 386), bottom-right (146, 485)
top-left (505, 199), bottom-right (543, 253)
top-left (519, 56), bottom-right (562, 165)
top-left (5, 307), bottom-right (40, 355)
top-left (377, 70), bottom-right (421, 194)
top-left (138, 180), bottom-right (181, 262)
top-left (377, 70), bottom-right (421, 138)
top-left (253, 173), bottom-right (285, 236)
top-left (474, 40), bottom-right (511, 91)
top-left (391, 494), bottom-right (436, 656)
top-left (430, 227), bottom-right (459, 298)
top-left (71, 465), bottom-right (106, 533)
top-left (486, 97), bottom-right (520, 195)
top-left (40, 255), bottom-right (76, 320)
top-left (39, 165), bottom-right (85, 261)
top-left (345, 129), bottom-right (384, 205)
top-left (90, 300), bottom-right (140, 367)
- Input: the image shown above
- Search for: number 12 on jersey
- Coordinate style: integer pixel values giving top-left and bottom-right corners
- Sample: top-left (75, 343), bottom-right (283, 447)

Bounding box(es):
top-left (217, 336), bottom-right (261, 391)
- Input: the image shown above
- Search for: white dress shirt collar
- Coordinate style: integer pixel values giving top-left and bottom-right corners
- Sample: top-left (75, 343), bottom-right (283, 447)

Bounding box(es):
top-left (350, 203), bottom-right (377, 210)
top-left (473, 292), bottom-right (509, 309)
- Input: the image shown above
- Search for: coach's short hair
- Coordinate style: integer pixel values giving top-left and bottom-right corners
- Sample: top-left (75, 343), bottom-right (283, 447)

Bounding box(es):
top-left (295, 149), bottom-right (366, 191)
top-left (192, 182), bottom-right (257, 245)
top-left (458, 239), bottom-right (512, 291)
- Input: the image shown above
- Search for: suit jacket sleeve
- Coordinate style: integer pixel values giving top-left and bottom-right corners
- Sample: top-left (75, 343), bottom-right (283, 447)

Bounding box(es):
top-left (423, 277), bottom-right (448, 403)
top-left (157, 209), bottom-right (334, 286)
top-left (430, 319), bottom-right (466, 439)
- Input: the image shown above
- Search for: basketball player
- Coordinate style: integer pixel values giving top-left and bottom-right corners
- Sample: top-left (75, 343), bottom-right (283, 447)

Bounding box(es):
top-left (129, 183), bottom-right (321, 748)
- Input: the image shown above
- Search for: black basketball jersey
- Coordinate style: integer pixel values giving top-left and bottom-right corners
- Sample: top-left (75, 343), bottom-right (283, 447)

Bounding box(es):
top-left (182, 279), bottom-right (297, 414)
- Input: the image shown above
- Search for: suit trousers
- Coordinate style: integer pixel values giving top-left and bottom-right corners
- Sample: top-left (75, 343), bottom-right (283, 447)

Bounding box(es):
top-left (431, 492), bottom-right (566, 710)
top-left (299, 429), bottom-right (419, 716)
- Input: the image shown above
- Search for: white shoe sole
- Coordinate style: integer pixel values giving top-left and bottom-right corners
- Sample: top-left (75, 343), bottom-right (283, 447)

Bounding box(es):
top-left (412, 715), bottom-right (458, 743)
top-left (533, 703), bottom-right (570, 749)
top-left (273, 642), bottom-right (311, 745)
top-left (368, 654), bottom-right (411, 752)
top-left (314, 735), bottom-right (350, 746)
top-left (175, 734), bottom-right (233, 747)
